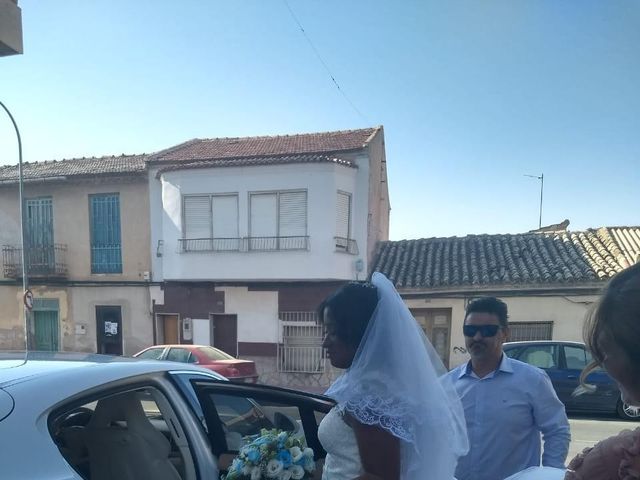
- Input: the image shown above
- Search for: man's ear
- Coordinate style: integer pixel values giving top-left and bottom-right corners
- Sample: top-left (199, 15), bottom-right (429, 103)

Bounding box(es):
top-left (502, 326), bottom-right (510, 342)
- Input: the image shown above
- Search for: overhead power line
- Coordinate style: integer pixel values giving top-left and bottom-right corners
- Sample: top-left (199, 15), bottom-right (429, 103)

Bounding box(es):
top-left (282, 0), bottom-right (370, 124)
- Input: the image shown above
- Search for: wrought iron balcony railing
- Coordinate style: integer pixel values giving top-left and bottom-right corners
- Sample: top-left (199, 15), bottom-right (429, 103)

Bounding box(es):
top-left (334, 236), bottom-right (359, 255)
top-left (178, 236), bottom-right (310, 253)
top-left (2, 244), bottom-right (68, 278)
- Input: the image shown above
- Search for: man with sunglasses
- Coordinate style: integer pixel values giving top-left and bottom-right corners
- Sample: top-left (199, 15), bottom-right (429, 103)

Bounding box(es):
top-left (445, 297), bottom-right (570, 480)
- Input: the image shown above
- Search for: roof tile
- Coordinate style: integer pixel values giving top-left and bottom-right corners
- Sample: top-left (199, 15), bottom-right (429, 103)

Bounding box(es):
top-left (373, 227), bottom-right (640, 289)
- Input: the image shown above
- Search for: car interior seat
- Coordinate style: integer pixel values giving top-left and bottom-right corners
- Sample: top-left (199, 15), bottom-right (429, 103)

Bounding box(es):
top-left (84, 391), bottom-right (182, 480)
top-left (523, 350), bottom-right (555, 369)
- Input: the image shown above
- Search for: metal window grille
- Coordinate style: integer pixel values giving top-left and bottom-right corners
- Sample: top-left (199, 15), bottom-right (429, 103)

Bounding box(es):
top-left (509, 321), bottom-right (553, 342)
top-left (277, 311), bottom-right (325, 373)
top-left (90, 194), bottom-right (122, 274)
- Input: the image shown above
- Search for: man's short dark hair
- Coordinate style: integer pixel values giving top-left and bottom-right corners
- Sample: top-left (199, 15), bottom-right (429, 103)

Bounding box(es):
top-left (465, 297), bottom-right (509, 327)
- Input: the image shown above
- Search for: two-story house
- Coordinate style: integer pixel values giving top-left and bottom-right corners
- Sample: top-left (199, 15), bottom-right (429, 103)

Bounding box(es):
top-left (0, 155), bottom-right (153, 355)
top-left (148, 127), bottom-right (390, 388)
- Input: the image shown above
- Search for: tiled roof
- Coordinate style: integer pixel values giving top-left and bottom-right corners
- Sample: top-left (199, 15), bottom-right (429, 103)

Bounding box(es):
top-left (149, 127), bottom-right (380, 163)
top-left (373, 227), bottom-right (640, 290)
top-left (156, 153), bottom-right (357, 177)
top-left (0, 154), bottom-right (147, 183)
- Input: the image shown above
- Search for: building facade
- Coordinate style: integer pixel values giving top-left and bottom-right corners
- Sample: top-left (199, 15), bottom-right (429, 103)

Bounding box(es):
top-left (148, 127), bottom-right (390, 388)
top-left (0, 155), bottom-right (153, 355)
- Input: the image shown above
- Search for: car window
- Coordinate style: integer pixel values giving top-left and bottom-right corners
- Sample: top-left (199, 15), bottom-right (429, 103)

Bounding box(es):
top-left (564, 345), bottom-right (589, 370)
top-left (136, 348), bottom-right (164, 360)
top-left (518, 345), bottom-right (558, 369)
top-left (49, 387), bottom-right (195, 480)
top-left (190, 380), bottom-right (332, 467)
top-left (167, 347), bottom-right (195, 363)
top-left (196, 346), bottom-right (234, 361)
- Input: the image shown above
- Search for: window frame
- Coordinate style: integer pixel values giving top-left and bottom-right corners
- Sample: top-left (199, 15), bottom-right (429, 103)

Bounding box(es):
top-left (88, 192), bottom-right (122, 274)
top-left (181, 192), bottom-right (240, 240)
top-left (248, 189), bottom-right (308, 251)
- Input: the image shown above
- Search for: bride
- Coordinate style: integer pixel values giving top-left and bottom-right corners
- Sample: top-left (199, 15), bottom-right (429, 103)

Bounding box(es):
top-left (316, 272), bottom-right (469, 479)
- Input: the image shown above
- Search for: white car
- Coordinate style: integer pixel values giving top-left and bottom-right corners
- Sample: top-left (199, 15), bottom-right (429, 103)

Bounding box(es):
top-left (0, 351), bottom-right (333, 479)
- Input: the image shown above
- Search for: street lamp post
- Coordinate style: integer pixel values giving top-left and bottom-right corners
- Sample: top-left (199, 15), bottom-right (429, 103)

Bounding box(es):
top-left (0, 100), bottom-right (30, 350)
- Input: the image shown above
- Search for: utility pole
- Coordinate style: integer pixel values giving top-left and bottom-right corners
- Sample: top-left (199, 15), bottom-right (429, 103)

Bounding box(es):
top-left (0, 100), bottom-right (29, 350)
top-left (524, 173), bottom-right (544, 229)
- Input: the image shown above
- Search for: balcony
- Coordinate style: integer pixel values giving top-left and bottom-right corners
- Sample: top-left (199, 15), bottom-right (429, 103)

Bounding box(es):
top-left (178, 236), bottom-right (310, 253)
top-left (335, 237), bottom-right (359, 255)
top-left (2, 244), bottom-right (68, 278)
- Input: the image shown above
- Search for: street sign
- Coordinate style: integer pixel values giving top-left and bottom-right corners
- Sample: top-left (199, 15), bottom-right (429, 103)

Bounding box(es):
top-left (23, 289), bottom-right (33, 311)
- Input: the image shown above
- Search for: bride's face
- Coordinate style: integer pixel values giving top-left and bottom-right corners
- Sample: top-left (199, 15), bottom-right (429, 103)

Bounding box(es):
top-left (322, 307), bottom-right (357, 369)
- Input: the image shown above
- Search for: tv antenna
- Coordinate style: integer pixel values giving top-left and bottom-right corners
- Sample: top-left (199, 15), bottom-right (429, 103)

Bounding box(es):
top-left (524, 173), bottom-right (544, 229)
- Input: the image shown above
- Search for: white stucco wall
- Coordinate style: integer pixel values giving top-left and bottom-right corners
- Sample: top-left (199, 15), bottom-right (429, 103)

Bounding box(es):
top-left (216, 286), bottom-right (279, 343)
top-left (155, 162), bottom-right (370, 282)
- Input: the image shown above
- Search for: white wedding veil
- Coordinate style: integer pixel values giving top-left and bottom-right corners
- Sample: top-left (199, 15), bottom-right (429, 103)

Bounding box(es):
top-left (325, 272), bottom-right (469, 479)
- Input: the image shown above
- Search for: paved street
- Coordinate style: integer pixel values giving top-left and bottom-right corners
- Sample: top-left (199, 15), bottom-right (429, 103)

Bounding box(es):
top-left (567, 414), bottom-right (636, 461)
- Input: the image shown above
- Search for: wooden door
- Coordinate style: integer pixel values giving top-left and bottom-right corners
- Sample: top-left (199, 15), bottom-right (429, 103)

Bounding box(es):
top-left (163, 315), bottom-right (180, 344)
top-left (211, 314), bottom-right (238, 357)
top-left (410, 308), bottom-right (452, 368)
top-left (34, 310), bottom-right (59, 351)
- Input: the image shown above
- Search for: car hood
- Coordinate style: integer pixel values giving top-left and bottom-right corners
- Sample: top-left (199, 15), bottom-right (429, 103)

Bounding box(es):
top-left (0, 388), bottom-right (14, 422)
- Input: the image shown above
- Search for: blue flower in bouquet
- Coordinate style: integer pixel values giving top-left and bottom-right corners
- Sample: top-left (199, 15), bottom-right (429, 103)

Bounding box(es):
top-left (246, 447), bottom-right (261, 464)
top-left (277, 449), bottom-right (292, 468)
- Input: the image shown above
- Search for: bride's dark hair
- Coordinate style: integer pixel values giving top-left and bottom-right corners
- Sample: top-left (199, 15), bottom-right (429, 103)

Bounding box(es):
top-left (317, 282), bottom-right (379, 348)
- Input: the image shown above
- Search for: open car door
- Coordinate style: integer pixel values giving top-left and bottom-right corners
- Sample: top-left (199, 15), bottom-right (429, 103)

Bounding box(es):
top-left (190, 379), bottom-right (334, 478)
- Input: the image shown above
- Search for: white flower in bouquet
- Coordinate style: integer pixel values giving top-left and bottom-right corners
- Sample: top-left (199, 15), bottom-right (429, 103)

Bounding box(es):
top-left (302, 456), bottom-right (315, 473)
top-left (302, 448), bottom-right (314, 459)
top-left (250, 466), bottom-right (262, 480)
top-left (289, 465), bottom-right (305, 480)
top-left (266, 459), bottom-right (284, 478)
top-left (242, 464), bottom-right (252, 476)
top-left (289, 446), bottom-right (303, 463)
top-left (278, 470), bottom-right (292, 480)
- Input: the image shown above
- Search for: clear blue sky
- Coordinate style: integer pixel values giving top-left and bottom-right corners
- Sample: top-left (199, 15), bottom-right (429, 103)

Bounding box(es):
top-left (1, 0), bottom-right (638, 240)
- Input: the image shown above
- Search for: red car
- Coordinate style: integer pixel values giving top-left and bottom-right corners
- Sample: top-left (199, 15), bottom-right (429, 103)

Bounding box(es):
top-left (133, 344), bottom-right (259, 383)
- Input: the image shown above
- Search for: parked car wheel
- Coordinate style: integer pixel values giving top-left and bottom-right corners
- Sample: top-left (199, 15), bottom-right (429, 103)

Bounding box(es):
top-left (617, 398), bottom-right (640, 420)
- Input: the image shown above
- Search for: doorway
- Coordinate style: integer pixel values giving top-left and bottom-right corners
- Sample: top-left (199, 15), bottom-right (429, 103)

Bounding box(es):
top-left (211, 314), bottom-right (238, 357)
top-left (33, 310), bottom-right (59, 351)
top-left (411, 308), bottom-right (452, 368)
top-left (96, 305), bottom-right (123, 355)
top-left (157, 314), bottom-right (180, 344)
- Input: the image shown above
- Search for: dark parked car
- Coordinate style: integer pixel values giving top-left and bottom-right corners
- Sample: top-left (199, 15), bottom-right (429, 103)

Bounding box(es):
top-left (133, 344), bottom-right (259, 383)
top-left (503, 340), bottom-right (639, 420)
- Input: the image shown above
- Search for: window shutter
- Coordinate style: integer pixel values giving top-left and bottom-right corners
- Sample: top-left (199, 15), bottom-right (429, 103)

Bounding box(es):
top-left (336, 192), bottom-right (351, 238)
top-left (212, 195), bottom-right (239, 238)
top-left (183, 196), bottom-right (211, 238)
top-left (279, 191), bottom-right (307, 237)
top-left (250, 193), bottom-right (277, 237)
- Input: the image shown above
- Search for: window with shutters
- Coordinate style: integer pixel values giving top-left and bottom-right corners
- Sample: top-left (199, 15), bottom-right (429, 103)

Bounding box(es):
top-left (89, 193), bottom-right (122, 274)
top-left (249, 190), bottom-right (308, 251)
top-left (335, 191), bottom-right (358, 254)
top-left (181, 194), bottom-right (240, 252)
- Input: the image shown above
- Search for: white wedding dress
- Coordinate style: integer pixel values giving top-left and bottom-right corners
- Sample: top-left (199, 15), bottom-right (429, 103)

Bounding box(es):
top-left (318, 407), bottom-right (363, 479)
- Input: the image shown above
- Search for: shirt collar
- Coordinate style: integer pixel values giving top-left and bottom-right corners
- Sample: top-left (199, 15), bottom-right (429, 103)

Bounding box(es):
top-left (459, 353), bottom-right (513, 379)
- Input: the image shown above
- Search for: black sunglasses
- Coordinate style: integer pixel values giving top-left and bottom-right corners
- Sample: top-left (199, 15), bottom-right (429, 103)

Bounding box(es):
top-left (463, 325), bottom-right (502, 337)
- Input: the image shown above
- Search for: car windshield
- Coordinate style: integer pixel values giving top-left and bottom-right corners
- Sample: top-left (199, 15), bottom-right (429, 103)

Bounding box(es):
top-left (196, 347), bottom-right (234, 361)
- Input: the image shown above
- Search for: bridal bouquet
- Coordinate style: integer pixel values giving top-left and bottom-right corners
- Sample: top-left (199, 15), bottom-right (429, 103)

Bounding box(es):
top-left (221, 428), bottom-right (316, 480)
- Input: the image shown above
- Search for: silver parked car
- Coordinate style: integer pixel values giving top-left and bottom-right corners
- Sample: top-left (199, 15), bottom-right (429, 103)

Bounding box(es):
top-left (0, 351), bottom-right (333, 479)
